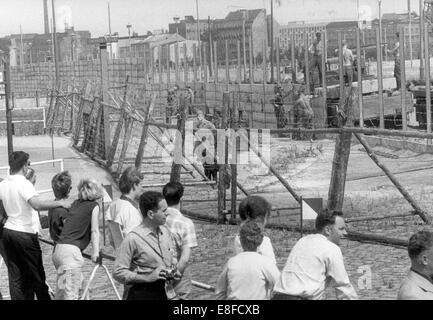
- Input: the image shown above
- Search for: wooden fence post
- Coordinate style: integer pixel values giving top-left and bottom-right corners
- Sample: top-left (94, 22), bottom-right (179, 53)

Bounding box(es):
top-left (400, 26), bottom-right (407, 131)
top-left (356, 27), bottom-right (364, 127)
top-left (304, 31), bottom-right (310, 95)
top-left (170, 97), bottom-right (186, 183)
top-left (376, 27), bottom-right (385, 129)
top-left (291, 33), bottom-right (296, 83)
top-left (424, 26), bottom-right (431, 144)
top-left (276, 38), bottom-right (281, 85)
top-left (218, 92), bottom-right (230, 223)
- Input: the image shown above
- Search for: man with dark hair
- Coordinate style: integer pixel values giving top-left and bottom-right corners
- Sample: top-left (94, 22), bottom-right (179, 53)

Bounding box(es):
top-left (398, 231), bottom-right (433, 300)
top-left (163, 182), bottom-right (197, 299)
top-left (47, 171), bottom-right (72, 243)
top-left (272, 209), bottom-right (357, 300)
top-left (114, 191), bottom-right (179, 300)
top-left (234, 196), bottom-right (276, 264)
top-left (0, 151), bottom-right (71, 300)
top-left (215, 221), bottom-right (280, 300)
top-left (107, 167), bottom-right (144, 236)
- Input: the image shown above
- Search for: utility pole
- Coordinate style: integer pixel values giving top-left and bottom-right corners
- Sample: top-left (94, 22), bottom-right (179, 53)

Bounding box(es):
top-left (378, 0), bottom-right (383, 61)
top-left (108, 2), bottom-right (112, 58)
top-left (242, 10), bottom-right (247, 82)
top-left (208, 16), bottom-right (213, 78)
top-left (270, 0), bottom-right (274, 83)
top-left (409, 0), bottom-right (413, 66)
top-left (51, 0), bottom-right (60, 88)
top-left (20, 25), bottom-right (24, 68)
top-left (2, 51), bottom-right (13, 155)
top-left (420, 0), bottom-right (425, 79)
top-left (196, 0), bottom-right (202, 80)
top-left (127, 24), bottom-right (132, 58)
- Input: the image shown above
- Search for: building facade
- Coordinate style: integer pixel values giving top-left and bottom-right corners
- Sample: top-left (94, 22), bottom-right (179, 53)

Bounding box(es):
top-left (168, 16), bottom-right (209, 41)
top-left (279, 22), bottom-right (327, 50)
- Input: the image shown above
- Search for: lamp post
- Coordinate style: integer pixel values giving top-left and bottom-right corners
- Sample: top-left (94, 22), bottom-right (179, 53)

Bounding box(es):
top-left (126, 24), bottom-right (132, 58)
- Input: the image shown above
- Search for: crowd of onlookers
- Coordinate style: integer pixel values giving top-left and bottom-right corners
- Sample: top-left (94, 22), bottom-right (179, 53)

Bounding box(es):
top-left (0, 151), bottom-right (432, 300)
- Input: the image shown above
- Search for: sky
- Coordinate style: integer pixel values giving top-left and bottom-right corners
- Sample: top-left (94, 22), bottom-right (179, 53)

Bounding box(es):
top-left (0, 0), bottom-right (419, 37)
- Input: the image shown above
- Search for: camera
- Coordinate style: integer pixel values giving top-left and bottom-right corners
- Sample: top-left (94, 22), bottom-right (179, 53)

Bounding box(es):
top-left (165, 266), bottom-right (178, 281)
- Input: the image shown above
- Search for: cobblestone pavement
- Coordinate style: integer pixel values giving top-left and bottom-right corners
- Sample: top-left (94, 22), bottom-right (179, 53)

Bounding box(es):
top-left (0, 222), bottom-right (412, 300)
top-left (0, 136), bottom-right (421, 300)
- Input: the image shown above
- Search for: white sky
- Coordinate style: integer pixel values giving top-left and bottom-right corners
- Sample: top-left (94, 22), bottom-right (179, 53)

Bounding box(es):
top-left (0, 0), bottom-right (418, 37)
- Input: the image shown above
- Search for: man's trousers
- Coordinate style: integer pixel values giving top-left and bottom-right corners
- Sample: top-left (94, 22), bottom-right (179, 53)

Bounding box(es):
top-left (2, 228), bottom-right (51, 300)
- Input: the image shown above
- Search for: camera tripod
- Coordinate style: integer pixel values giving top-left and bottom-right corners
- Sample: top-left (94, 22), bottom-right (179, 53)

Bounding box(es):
top-left (80, 251), bottom-right (121, 300)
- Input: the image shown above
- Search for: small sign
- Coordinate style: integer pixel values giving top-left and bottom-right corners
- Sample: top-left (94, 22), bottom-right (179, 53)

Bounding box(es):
top-left (301, 198), bottom-right (323, 220)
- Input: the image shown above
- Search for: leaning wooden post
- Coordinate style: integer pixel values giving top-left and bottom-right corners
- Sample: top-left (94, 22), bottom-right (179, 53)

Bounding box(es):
top-left (170, 96), bottom-right (186, 183)
top-left (400, 26), bottom-right (407, 131)
top-left (262, 40), bottom-right (267, 85)
top-left (218, 92), bottom-right (230, 224)
top-left (356, 27), bottom-right (364, 127)
top-left (424, 26), bottom-right (432, 144)
top-left (107, 76), bottom-right (129, 168)
top-left (327, 87), bottom-right (355, 211)
top-left (159, 45), bottom-right (163, 84)
top-left (166, 44), bottom-right (171, 85)
top-left (116, 116), bottom-right (134, 176)
top-left (376, 27), bottom-right (385, 129)
top-left (134, 96), bottom-right (154, 169)
top-left (203, 43), bottom-right (208, 83)
top-left (354, 133), bottom-right (431, 225)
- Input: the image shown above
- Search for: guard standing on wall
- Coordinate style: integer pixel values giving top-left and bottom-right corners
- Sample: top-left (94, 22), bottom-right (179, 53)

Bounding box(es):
top-left (166, 84), bottom-right (179, 123)
top-left (272, 85), bottom-right (288, 131)
top-left (293, 88), bottom-right (314, 140)
top-left (309, 32), bottom-right (323, 91)
top-left (388, 32), bottom-right (401, 91)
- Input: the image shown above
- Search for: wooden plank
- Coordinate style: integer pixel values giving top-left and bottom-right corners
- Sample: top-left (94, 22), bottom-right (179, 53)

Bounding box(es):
top-left (175, 43), bottom-right (179, 83)
top-left (225, 40), bottom-right (229, 88)
top-left (237, 40), bottom-right (242, 84)
top-left (327, 87), bottom-right (355, 211)
top-left (214, 41), bottom-right (218, 83)
top-left (249, 34), bottom-right (254, 84)
top-left (338, 32), bottom-right (344, 110)
top-left (184, 43), bottom-right (188, 84)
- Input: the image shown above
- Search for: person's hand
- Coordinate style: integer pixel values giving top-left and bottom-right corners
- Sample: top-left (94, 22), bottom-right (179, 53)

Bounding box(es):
top-left (173, 270), bottom-right (183, 281)
top-left (59, 199), bottom-right (74, 209)
top-left (91, 253), bottom-right (99, 264)
top-left (149, 266), bottom-right (168, 282)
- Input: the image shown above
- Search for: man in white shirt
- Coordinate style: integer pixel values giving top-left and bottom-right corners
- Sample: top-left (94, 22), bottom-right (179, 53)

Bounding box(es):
top-left (0, 151), bottom-right (71, 300)
top-left (107, 167), bottom-right (144, 237)
top-left (163, 182), bottom-right (198, 299)
top-left (342, 40), bottom-right (354, 87)
top-left (272, 209), bottom-right (358, 300)
top-left (398, 231), bottom-right (433, 300)
top-left (215, 221), bottom-right (280, 300)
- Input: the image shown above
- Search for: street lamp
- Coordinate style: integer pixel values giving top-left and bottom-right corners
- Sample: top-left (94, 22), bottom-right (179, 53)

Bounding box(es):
top-left (126, 24), bottom-right (132, 58)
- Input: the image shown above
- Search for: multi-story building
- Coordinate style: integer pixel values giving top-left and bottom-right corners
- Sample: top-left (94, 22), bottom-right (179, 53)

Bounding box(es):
top-left (279, 22), bottom-right (327, 50)
top-left (168, 16), bottom-right (209, 41)
top-left (210, 9), bottom-right (276, 65)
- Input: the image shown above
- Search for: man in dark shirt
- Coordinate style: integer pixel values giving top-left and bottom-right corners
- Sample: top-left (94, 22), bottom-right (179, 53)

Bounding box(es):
top-left (48, 171), bottom-right (72, 243)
